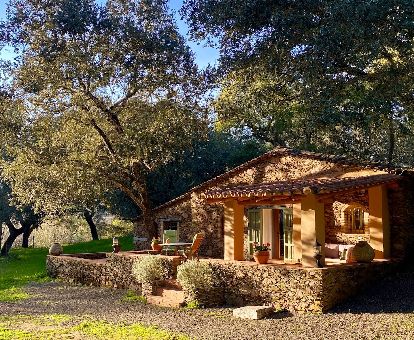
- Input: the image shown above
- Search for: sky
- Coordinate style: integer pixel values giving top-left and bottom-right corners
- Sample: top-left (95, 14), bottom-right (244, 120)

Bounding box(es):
top-left (0, 0), bottom-right (219, 69)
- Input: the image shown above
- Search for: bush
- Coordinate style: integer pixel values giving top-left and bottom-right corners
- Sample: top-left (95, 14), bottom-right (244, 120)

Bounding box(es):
top-left (132, 256), bottom-right (172, 284)
top-left (177, 260), bottom-right (214, 292)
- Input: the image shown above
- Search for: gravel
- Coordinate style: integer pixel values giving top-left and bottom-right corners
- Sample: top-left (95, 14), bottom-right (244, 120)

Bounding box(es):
top-left (1, 272), bottom-right (414, 339)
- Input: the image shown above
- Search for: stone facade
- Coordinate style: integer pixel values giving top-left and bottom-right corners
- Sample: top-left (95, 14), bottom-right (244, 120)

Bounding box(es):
top-left (193, 259), bottom-right (399, 313)
top-left (135, 149), bottom-right (414, 261)
top-left (46, 252), bottom-right (399, 314)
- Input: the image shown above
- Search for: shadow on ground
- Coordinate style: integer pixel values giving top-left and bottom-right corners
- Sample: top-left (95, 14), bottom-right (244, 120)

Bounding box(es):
top-left (330, 270), bottom-right (414, 314)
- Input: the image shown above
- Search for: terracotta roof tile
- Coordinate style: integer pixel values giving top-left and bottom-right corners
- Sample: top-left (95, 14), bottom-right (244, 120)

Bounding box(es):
top-left (203, 174), bottom-right (400, 200)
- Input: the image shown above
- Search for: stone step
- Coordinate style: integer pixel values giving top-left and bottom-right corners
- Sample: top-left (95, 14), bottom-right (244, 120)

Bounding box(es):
top-left (147, 287), bottom-right (185, 308)
top-left (160, 279), bottom-right (182, 290)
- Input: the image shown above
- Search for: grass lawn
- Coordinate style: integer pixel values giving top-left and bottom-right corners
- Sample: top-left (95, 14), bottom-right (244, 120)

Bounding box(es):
top-left (0, 314), bottom-right (189, 340)
top-left (0, 236), bottom-right (134, 301)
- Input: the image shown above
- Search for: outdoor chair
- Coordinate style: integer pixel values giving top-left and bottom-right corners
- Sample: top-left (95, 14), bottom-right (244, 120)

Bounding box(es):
top-left (180, 232), bottom-right (204, 261)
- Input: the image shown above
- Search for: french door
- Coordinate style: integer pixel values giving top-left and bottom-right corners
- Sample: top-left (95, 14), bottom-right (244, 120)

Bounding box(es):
top-left (282, 209), bottom-right (294, 262)
top-left (247, 209), bottom-right (262, 255)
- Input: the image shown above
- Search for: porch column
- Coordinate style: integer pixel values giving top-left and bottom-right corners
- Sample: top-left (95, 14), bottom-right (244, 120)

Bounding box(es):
top-left (293, 203), bottom-right (302, 263)
top-left (368, 185), bottom-right (390, 259)
top-left (223, 200), bottom-right (245, 261)
top-left (301, 194), bottom-right (325, 267)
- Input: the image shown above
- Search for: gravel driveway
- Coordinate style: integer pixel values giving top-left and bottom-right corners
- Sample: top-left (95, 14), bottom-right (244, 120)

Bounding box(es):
top-left (1, 272), bottom-right (414, 339)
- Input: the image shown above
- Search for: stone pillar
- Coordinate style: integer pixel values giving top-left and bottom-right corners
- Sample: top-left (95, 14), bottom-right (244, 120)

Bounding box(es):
top-left (293, 203), bottom-right (302, 263)
top-left (368, 185), bottom-right (390, 259)
top-left (301, 194), bottom-right (325, 267)
top-left (224, 200), bottom-right (245, 261)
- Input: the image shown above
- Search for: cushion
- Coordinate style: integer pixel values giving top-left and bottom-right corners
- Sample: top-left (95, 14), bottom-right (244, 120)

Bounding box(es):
top-left (325, 243), bottom-right (340, 258)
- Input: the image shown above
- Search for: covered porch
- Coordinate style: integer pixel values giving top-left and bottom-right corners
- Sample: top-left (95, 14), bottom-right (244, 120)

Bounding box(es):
top-left (204, 174), bottom-right (400, 267)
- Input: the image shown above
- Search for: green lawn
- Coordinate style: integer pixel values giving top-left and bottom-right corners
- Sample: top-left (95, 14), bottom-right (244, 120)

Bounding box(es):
top-left (0, 236), bottom-right (134, 301)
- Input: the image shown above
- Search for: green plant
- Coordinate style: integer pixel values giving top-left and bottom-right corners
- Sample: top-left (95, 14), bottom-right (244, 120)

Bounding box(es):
top-left (151, 238), bottom-right (161, 245)
top-left (176, 260), bottom-right (214, 291)
top-left (122, 290), bottom-right (147, 304)
top-left (132, 256), bottom-right (172, 284)
top-left (185, 300), bottom-right (201, 309)
top-left (253, 242), bottom-right (271, 252)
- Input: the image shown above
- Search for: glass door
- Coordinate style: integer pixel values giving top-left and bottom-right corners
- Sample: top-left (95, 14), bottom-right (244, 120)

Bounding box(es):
top-left (282, 209), bottom-right (294, 262)
top-left (247, 209), bottom-right (262, 255)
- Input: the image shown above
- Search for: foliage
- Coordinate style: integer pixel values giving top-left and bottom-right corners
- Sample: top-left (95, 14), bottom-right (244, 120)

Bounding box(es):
top-left (148, 131), bottom-right (268, 206)
top-left (132, 255), bottom-right (172, 284)
top-left (0, 287), bottom-right (30, 302)
top-left (253, 242), bottom-right (271, 252)
top-left (184, 300), bottom-right (201, 309)
top-left (183, 0), bottom-right (414, 165)
top-left (0, 0), bottom-right (207, 238)
top-left (0, 314), bottom-right (190, 340)
top-left (151, 237), bottom-right (161, 245)
top-left (121, 290), bottom-right (147, 304)
top-left (176, 260), bottom-right (214, 292)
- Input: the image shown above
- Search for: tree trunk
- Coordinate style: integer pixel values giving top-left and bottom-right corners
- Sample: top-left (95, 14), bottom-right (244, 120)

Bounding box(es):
top-left (84, 210), bottom-right (99, 240)
top-left (0, 221), bottom-right (24, 256)
top-left (21, 228), bottom-right (31, 248)
top-left (387, 116), bottom-right (395, 167)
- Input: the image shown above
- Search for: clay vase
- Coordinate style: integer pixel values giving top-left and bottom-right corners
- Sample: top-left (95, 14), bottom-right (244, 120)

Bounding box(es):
top-left (352, 241), bottom-right (375, 263)
top-left (151, 243), bottom-right (162, 252)
top-left (49, 243), bottom-right (63, 256)
top-left (253, 251), bottom-right (270, 264)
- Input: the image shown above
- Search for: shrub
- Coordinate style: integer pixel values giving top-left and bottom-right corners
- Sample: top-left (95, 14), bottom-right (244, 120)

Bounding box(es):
top-left (132, 256), bottom-right (172, 284)
top-left (176, 260), bottom-right (214, 292)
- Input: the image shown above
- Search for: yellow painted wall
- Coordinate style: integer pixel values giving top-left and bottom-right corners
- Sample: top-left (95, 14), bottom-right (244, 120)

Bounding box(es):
top-left (293, 203), bottom-right (302, 263)
top-left (368, 185), bottom-right (390, 259)
top-left (301, 194), bottom-right (325, 267)
top-left (224, 200), bottom-right (245, 261)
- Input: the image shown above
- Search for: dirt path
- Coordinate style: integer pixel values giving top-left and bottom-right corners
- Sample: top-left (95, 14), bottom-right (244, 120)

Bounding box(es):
top-left (1, 273), bottom-right (414, 339)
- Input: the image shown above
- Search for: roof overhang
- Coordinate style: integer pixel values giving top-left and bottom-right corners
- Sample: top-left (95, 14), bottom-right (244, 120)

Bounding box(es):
top-left (203, 174), bottom-right (401, 204)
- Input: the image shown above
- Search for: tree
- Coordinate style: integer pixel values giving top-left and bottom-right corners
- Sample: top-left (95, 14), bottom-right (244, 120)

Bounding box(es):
top-left (0, 181), bottom-right (42, 256)
top-left (1, 0), bottom-right (207, 241)
top-left (148, 131), bottom-right (268, 206)
top-left (182, 0), bottom-right (414, 165)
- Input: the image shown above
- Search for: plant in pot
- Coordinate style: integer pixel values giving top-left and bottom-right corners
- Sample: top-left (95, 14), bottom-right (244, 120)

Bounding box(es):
top-left (151, 237), bottom-right (162, 252)
top-left (253, 243), bottom-right (271, 264)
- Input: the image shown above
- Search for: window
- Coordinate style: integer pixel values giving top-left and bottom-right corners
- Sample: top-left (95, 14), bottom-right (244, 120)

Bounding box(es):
top-left (160, 220), bottom-right (180, 243)
top-left (343, 205), bottom-right (367, 233)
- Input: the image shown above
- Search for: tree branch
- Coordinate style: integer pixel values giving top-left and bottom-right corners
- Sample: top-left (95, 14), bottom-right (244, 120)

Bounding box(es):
top-left (89, 119), bottom-right (116, 156)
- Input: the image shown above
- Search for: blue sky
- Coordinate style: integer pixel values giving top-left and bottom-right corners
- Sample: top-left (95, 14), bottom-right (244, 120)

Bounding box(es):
top-left (0, 0), bottom-right (219, 69)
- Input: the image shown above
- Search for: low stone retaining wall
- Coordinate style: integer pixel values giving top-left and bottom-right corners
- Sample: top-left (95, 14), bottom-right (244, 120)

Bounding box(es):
top-left (46, 252), bottom-right (181, 292)
top-left (46, 253), bottom-right (399, 314)
top-left (197, 259), bottom-right (399, 313)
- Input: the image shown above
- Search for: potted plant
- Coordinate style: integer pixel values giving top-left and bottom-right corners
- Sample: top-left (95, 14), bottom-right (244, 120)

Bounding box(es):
top-left (253, 243), bottom-right (271, 264)
top-left (151, 237), bottom-right (162, 252)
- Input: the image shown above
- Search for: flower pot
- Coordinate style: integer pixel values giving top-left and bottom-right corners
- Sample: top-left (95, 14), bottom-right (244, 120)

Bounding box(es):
top-left (49, 242), bottom-right (63, 256)
top-left (352, 241), bottom-right (375, 263)
top-left (151, 243), bottom-right (162, 252)
top-left (253, 251), bottom-right (270, 264)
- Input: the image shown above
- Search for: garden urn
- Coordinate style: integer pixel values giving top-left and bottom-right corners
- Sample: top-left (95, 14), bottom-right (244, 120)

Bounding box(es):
top-left (253, 251), bottom-right (270, 264)
top-left (352, 240), bottom-right (375, 263)
top-left (49, 242), bottom-right (63, 256)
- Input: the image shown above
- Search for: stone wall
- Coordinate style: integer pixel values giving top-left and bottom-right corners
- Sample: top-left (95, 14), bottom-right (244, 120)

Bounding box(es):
top-left (193, 259), bottom-right (399, 313)
top-left (47, 252), bottom-right (399, 314)
top-left (46, 253), bottom-right (181, 292)
top-left (135, 154), bottom-right (389, 258)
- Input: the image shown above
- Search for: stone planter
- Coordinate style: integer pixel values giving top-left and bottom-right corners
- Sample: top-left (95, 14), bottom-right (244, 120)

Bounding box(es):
top-left (253, 251), bottom-right (270, 264)
top-left (49, 243), bottom-right (63, 256)
top-left (352, 241), bottom-right (375, 263)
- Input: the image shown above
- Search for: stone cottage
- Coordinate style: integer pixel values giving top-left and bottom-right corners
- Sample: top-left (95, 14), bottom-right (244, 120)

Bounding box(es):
top-left (134, 147), bottom-right (414, 267)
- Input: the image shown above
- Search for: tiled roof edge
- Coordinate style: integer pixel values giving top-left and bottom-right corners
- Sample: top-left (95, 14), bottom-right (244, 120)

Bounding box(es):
top-left (153, 147), bottom-right (413, 212)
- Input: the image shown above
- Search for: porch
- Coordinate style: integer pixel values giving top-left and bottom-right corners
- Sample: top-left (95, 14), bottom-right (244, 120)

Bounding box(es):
top-left (204, 174), bottom-right (400, 267)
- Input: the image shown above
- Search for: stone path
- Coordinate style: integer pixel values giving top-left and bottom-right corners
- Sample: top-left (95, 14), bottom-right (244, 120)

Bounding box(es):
top-left (1, 272), bottom-right (414, 339)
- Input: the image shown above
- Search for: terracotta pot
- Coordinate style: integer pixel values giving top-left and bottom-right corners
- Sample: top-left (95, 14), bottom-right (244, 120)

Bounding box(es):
top-left (151, 243), bottom-right (162, 252)
top-left (253, 251), bottom-right (270, 264)
top-left (49, 242), bottom-right (63, 256)
top-left (352, 241), bottom-right (375, 263)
